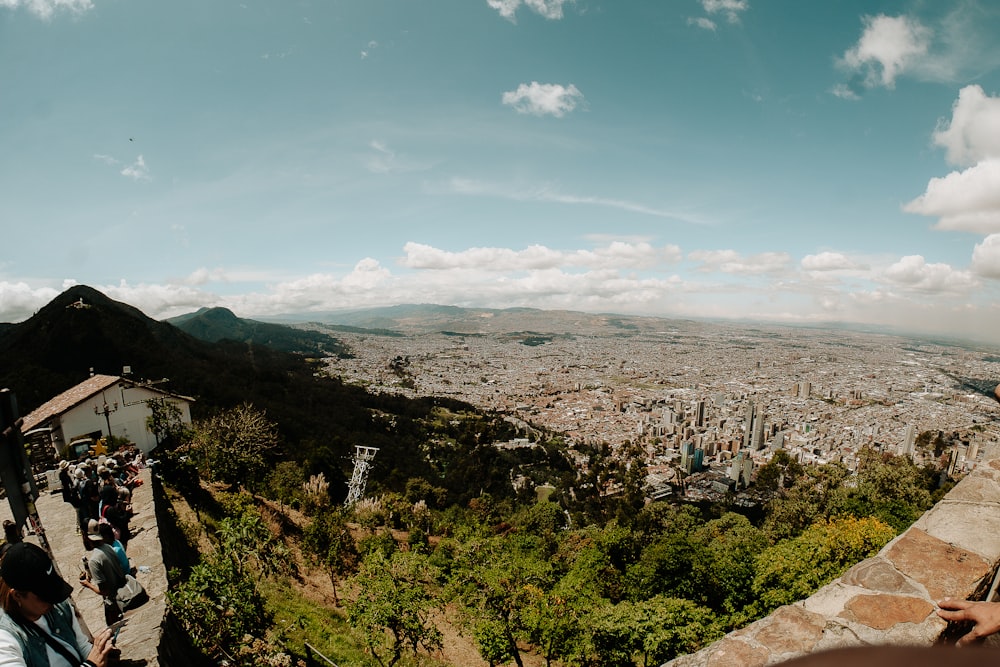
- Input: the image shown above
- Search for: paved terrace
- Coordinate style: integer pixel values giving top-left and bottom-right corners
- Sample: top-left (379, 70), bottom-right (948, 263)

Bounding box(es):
top-left (664, 449), bottom-right (1000, 666)
top-left (1, 469), bottom-right (167, 666)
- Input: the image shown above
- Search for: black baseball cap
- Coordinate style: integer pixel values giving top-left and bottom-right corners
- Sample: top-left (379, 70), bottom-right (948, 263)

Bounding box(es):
top-left (0, 543), bottom-right (73, 605)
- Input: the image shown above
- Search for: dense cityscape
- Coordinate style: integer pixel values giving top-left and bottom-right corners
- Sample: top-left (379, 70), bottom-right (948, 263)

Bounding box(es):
top-left (323, 316), bottom-right (1000, 502)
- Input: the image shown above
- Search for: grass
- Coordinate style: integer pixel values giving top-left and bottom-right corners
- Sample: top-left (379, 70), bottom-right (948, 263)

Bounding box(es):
top-left (261, 578), bottom-right (372, 666)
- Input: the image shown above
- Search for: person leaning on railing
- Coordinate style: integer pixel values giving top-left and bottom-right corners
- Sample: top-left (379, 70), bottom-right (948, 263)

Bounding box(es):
top-left (936, 597), bottom-right (1000, 646)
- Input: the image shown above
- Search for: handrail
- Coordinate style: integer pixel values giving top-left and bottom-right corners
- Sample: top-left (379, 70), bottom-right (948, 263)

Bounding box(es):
top-left (304, 642), bottom-right (340, 667)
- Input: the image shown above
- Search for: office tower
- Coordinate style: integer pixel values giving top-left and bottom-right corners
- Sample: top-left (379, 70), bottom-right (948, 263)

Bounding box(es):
top-left (741, 457), bottom-right (753, 488)
top-left (681, 441), bottom-right (694, 470)
top-left (694, 400), bottom-right (706, 428)
top-left (751, 413), bottom-right (765, 450)
top-left (742, 403), bottom-right (755, 449)
top-left (901, 424), bottom-right (916, 456)
top-left (728, 452), bottom-right (744, 483)
top-left (772, 431), bottom-right (785, 451)
top-left (692, 448), bottom-right (704, 472)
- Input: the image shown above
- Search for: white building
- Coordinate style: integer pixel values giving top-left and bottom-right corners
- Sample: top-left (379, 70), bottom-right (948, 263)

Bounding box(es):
top-left (21, 374), bottom-right (194, 456)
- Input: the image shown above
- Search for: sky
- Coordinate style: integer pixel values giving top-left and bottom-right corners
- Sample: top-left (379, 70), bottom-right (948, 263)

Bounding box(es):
top-left (2, 0), bottom-right (1000, 341)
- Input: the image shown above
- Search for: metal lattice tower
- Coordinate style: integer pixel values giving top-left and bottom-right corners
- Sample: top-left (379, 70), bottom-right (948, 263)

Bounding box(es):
top-left (345, 446), bottom-right (379, 506)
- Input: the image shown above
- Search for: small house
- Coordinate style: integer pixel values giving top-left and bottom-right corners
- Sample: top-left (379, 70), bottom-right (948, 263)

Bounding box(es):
top-left (21, 374), bottom-right (194, 457)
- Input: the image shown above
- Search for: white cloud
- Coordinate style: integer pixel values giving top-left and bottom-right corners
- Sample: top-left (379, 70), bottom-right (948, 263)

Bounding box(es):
top-left (3, 243), bottom-right (999, 341)
top-left (399, 241), bottom-right (681, 272)
top-left (800, 252), bottom-right (862, 272)
top-left (487, 0), bottom-right (520, 20)
top-left (92, 154), bottom-right (119, 166)
top-left (487, 0), bottom-right (570, 22)
top-left (120, 155), bottom-right (151, 182)
top-left (971, 235), bottom-right (1000, 279)
top-left (904, 158), bottom-right (1000, 233)
top-left (931, 85), bottom-right (1000, 167)
top-left (687, 17), bottom-right (716, 31)
top-left (101, 280), bottom-right (215, 318)
top-left (688, 249), bottom-right (791, 275)
top-left (829, 84), bottom-right (860, 101)
top-left (907, 87), bottom-right (1000, 232)
top-left (0, 0), bottom-right (92, 20)
top-left (0, 282), bottom-right (60, 322)
top-left (700, 0), bottom-right (748, 24)
top-left (839, 14), bottom-right (931, 89)
top-left (881, 255), bottom-right (976, 293)
top-left (502, 81), bottom-right (584, 118)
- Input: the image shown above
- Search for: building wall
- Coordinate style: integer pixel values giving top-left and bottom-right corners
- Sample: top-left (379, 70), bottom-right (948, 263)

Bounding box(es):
top-left (57, 384), bottom-right (192, 455)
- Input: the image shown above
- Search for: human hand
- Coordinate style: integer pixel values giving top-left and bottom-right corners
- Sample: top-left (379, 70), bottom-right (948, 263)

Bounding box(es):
top-left (86, 627), bottom-right (120, 667)
top-left (936, 598), bottom-right (1000, 646)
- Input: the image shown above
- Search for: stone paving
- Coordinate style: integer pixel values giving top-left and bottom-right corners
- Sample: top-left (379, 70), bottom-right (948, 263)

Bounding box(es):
top-left (1, 468), bottom-right (165, 666)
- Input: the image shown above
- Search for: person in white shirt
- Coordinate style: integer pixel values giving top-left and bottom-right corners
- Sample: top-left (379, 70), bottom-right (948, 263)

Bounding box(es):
top-left (0, 543), bottom-right (116, 667)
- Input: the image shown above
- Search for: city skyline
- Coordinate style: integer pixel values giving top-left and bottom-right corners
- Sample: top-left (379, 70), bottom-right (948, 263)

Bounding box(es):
top-left (2, 0), bottom-right (1000, 339)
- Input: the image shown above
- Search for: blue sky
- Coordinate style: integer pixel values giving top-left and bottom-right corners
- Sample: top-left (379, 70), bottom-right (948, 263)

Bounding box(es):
top-left (2, 0), bottom-right (1000, 339)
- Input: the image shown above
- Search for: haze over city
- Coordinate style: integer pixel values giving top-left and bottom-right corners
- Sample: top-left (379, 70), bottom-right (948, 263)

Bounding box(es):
top-left (3, 0), bottom-right (1000, 340)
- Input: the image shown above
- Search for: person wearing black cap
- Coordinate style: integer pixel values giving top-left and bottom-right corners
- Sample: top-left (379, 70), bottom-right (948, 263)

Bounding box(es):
top-left (0, 542), bottom-right (116, 666)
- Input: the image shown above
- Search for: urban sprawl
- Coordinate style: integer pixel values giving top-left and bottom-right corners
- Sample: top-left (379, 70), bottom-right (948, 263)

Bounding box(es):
top-left (324, 319), bottom-right (1000, 504)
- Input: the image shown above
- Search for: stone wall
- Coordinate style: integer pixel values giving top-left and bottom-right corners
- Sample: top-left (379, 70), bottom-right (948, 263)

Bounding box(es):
top-left (664, 455), bottom-right (1000, 666)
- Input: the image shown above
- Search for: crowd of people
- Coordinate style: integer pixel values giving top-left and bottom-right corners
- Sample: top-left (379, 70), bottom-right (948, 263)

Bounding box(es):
top-left (0, 446), bottom-right (150, 666)
top-left (57, 448), bottom-right (144, 553)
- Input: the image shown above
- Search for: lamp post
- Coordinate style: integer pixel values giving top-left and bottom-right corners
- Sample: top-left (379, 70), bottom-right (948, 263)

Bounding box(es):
top-left (94, 400), bottom-right (119, 443)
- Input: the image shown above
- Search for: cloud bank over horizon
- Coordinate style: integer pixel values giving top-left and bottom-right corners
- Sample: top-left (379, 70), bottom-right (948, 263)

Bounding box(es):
top-left (1, 234), bottom-right (993, 342)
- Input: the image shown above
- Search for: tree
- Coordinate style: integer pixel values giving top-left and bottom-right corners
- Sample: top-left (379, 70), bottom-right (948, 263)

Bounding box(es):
top-left (302, 509), bottom-right (359, 605)
top-left (625, 524), bottom-right (710, 603)
top-left (696, 513), bottom-right (769, 621)
top-left (189, 403), bottom-right (281, 489)
top-left (145, 397), bottom-right (190, 449)
top-left (267, 460), bottom-right (306, 509)
top-left (524, 547), bottom-right (607, 666)
top-left (346, 550), bottom-right (442, 667)
top-left (762, 462), bottom-right (849, 541)
top-left (836, 449), bottom-right (934, 532)
top-left (590, 596), bottom-right (722, 667)
top-left (753, 449), bottom-right (803, 497)
top-left (168, 510), bottom-right (291, 665)
top-left (751, 516), bottom-right (895, 615)
top-left (449, 535), bottom-right (553, 667)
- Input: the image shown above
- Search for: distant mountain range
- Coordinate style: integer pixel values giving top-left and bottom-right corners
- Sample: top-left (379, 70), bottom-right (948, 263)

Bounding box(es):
top-left (167, 306), bottom-right (351, 357)
top-left (266, 303), bottom-right (698, 337)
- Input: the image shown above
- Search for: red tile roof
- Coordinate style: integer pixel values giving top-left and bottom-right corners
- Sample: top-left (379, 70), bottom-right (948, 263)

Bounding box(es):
top-left (21, 374), bottom-right (121, 432)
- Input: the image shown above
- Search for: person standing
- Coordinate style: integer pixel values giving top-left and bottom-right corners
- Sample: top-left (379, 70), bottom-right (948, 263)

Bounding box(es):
top-left (0, 542), bottom-right (117, 666)
top-left (78, 522), bottom-right (124, 627)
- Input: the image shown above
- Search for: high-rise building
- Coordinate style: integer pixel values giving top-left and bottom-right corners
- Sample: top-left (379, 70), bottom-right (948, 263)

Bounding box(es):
top-left (741, 457), bottom-right (753, 488)
top-left (751, 413), bottom-right (765, 450)
top-left (692, 448), bottom-right (704, 472)
top-left (742, 403), bottom-right (755, 449)
top-left (901, 424), bottom-right (916, 456)
top-left (772, 431), bottom-right (785, 450)
top-left (680, 441), bottom-right (695, 470)
top-left (728, 452), bottom-right (744, 483)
